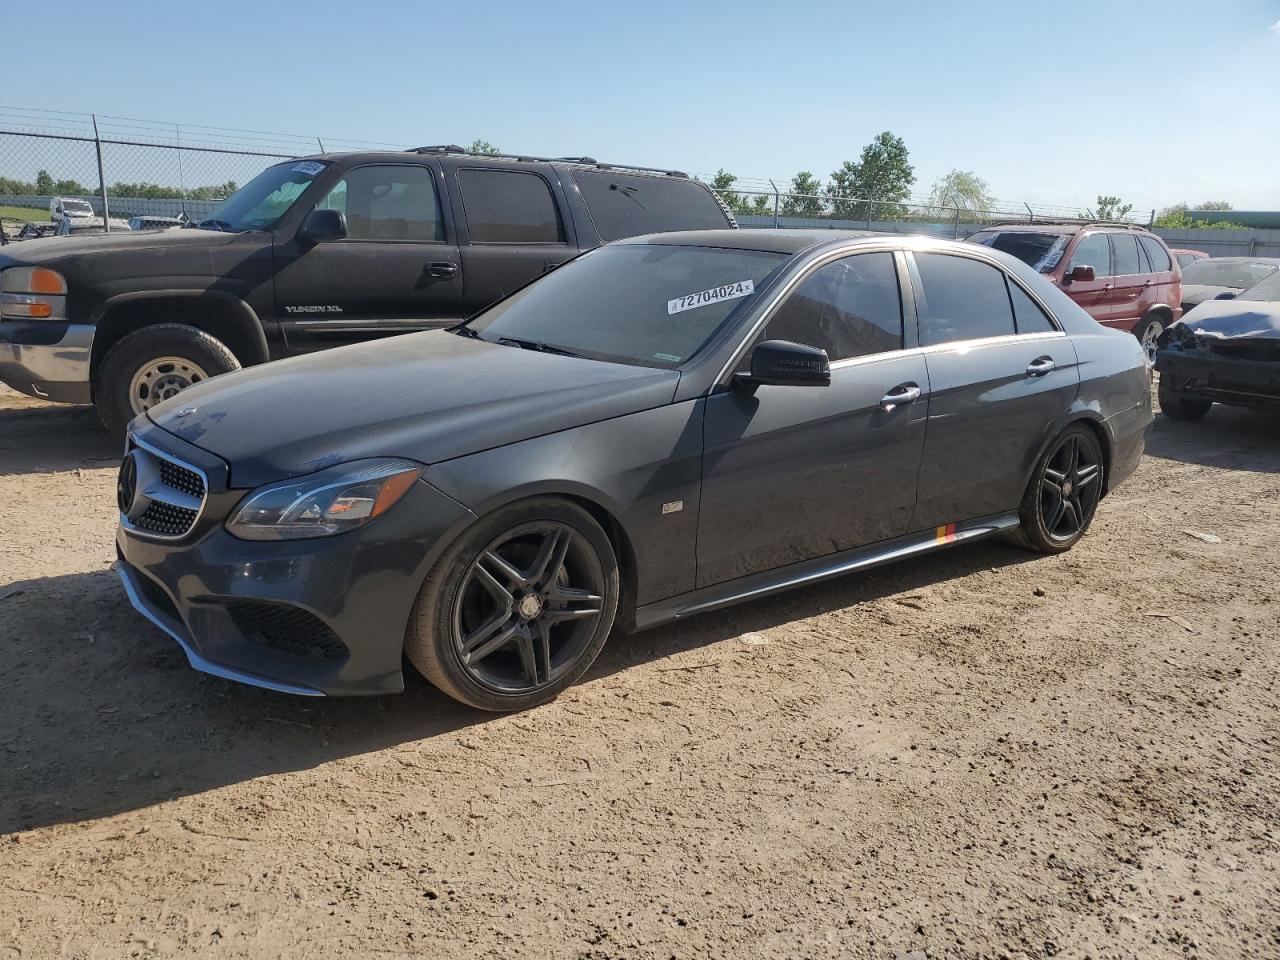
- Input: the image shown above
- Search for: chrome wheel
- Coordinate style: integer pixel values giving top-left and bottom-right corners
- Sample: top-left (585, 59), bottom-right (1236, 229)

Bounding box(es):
top-left (128, 356), bottom-right (209, 414)
top-left (1140, 319), bottom-right (1164, 365)
top-left (452, 521), bottom-right (605, 693)
top-left (1040, 433), bottom-right (1103, 543)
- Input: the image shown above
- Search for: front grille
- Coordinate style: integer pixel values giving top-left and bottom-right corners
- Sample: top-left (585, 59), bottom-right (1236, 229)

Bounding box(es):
top-left (227, 600), bottom-right (349, 661)
top-left (120, 438), bottom-right (207, 540)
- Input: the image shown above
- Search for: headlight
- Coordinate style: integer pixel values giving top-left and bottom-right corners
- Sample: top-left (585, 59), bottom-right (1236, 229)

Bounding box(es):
top-left (1, 267), bottom-right (68, 320)
top-left (226, 458), bottom-right (424, 541)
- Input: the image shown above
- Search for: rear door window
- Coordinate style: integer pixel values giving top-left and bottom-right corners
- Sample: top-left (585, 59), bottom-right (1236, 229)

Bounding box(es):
top-left (762, 253), bottom-right (903, 361)
top-left (914, 253), bottom-right (1016, 346)
top-left (458, 169), bottom-right (566, 244)
top-left (1141, 236), bottom-right (1172, 272)
top-left (1007, 282), bottom-right (1057, 334)
top-left (1112, 233), bottom-right (1142, 276)
top-left (1068, 233), bottom-right (1112, 277)
top-left (574, 171), bottom-right (730, 241)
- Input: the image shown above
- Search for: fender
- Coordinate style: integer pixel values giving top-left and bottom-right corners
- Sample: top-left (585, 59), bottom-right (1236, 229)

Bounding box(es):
top-left (89, 289), bottom-right (270, 366)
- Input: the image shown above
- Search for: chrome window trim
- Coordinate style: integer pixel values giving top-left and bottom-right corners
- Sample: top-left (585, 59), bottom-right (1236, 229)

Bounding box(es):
top-left (120, 432), bottom-right (210, 542)
top-left (716, 240), bottom-right (1069, 385)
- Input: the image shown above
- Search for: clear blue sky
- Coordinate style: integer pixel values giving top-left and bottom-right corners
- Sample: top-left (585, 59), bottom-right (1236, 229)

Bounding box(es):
top-left (6, 0), bottom-right (1280, 211)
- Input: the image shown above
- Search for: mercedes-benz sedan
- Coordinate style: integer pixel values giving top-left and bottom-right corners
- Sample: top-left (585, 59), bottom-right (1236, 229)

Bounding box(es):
top-left (115, 230), bottom-right (1152, 711)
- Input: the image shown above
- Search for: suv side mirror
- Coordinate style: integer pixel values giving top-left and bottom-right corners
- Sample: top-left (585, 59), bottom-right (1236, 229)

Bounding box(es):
top-left (1213, 291), bottom-right (1236, 301)
top-left (1065, 265), bottom-right (1096, 283)
top-left (737, 339), bottom-right (831, 388)
top-left (298, 208), bottom-right (347, 244)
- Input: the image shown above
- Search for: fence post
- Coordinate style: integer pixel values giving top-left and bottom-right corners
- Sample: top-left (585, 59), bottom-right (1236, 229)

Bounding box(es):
top-left (91, 114), bottom-right (111, 232)
top-left (953, 206), bottom-right (961, 239)
top-left (769, 179), bottom-right (780, 229)
top-left (866, 200), bottom-right (872, 231)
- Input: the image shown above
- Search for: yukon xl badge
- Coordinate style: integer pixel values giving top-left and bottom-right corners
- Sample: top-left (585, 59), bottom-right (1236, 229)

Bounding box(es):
top-left (284, 305), bottom-right (343, 314)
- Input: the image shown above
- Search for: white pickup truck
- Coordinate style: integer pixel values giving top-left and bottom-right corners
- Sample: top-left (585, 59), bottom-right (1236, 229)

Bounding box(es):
top-left (48, 196), bottom-right (95, 221)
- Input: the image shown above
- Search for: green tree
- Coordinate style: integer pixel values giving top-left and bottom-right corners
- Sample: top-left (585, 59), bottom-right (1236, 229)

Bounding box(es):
top-left (710, 169), bottom-right (745, 213)
top-left (35, 170), bottom-right (54, 195)
top-left (749, 194), bottom-right (771, 217)
top-left (468, 139), bottom-right (500, 155)
top-left (1093, 195), bottom-right (1134, 221)
top-left (782, 171), bottom-right (824, 217)
top-left (1197, 200), bottom-right (1233, 211)
top-left (825, 131), bottom-right (915, 221)
top-left (1153, 203), bottom-right (1246, 230)
top-left (928, 169), bottom-right (993, 222)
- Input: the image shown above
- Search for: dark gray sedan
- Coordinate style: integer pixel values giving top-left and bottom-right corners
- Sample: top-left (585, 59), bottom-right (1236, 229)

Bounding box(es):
top-left (115, 230), bottom-right (1152, 710)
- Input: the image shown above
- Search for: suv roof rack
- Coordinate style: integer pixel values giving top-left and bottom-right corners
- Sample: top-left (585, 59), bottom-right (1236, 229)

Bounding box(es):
top-left (406, 144), bottom-right (689, 178)
top-left (989, 218), bottom-right (1149, 231)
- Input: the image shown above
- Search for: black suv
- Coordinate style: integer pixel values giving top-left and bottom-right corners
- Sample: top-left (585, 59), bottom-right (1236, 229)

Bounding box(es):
top-left (0, 146), bottom-right (735, 436)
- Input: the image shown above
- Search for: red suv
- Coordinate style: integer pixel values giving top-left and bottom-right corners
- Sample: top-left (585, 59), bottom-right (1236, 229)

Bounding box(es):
top-left (967, 222), bottom-right (1181, 361)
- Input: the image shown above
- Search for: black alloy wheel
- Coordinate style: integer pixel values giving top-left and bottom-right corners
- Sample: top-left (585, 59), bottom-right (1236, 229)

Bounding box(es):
top-left (1016, 425), bottom-right (1105, 553)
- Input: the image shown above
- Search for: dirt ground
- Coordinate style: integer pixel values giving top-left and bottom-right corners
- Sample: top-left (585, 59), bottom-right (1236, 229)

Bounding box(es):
top-left (0, 382), bottom-right (1277, 960)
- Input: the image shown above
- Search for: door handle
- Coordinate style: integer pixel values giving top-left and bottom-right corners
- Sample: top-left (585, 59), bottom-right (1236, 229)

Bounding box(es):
top-left (1103, 283), bottom-right (1113, 290)
top-left (879, 383), bottom-right (921, 410)
top-left (426, 261), bottom-right (458, 278)
top-left (1026, 356), bottom-right (1056, 377)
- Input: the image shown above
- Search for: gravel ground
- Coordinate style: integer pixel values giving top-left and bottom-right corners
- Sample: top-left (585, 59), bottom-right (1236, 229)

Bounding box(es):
top-left (1, 383), bottom-right (1277, 960)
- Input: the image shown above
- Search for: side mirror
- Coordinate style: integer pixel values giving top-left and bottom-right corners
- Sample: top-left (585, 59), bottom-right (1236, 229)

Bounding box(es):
top-left (298, 208), bottom-right (347, 244)
top-left (1213, 291), bottom-right (1236, 301)
top-left (1065, 265), bottom-right (1096, 283)
top-left (737, 339), bottom-right (831, 388)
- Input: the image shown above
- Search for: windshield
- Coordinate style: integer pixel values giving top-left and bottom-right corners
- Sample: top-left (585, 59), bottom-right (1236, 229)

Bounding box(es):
top-left (1182, 259), bottom-right (1278, 290)
top-left (1237, 270), bottom-right (1280, 302)
top-left (62, 200), bottom-right (92, 214)
top-left (463, 244), bottom-right (788, 368)
top-left (201, 159), bottom-right (327, 232)
top-left (967, 230), bottom-right (1069, 273)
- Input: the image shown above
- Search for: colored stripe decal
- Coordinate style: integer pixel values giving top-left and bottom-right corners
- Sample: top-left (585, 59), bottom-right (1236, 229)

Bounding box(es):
top-left (935, 523), bottom-right (957, 544)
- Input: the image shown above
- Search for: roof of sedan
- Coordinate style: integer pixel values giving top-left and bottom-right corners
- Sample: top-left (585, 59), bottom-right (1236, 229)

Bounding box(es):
top-left (620, 228), bottom-right (887, 254)
top-left (1188, 256), bottom-right (1280, 265)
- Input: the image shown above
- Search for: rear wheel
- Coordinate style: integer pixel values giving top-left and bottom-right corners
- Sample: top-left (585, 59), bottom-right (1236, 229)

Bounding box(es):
top-left (406, 497), bottom-right (619, 711)
top-left (1158, 377), bottom-right (1212, 421)
top-left (1135, 314), bottom-right (1166, 365)
top-left (1014, 424), bottom-right (1105, 554)
top-left (95, 324), bottom-right (240, 440)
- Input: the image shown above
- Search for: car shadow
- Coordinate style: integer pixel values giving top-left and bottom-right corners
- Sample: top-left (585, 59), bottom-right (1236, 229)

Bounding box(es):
top-left (0, 537), bottom-right (1032, 835)
top-left (1146, 403), bottom-right (1280, 474)
top-left (0, 395), bottom-right (118, 476)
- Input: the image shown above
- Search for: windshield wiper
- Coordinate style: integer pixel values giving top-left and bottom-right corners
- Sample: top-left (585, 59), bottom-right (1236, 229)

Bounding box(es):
top-left (495, 337), bottom-right (586, 358)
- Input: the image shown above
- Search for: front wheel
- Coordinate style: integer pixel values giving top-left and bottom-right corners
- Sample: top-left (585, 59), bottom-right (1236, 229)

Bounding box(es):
top-left (1158, 377), bottom-right (1212, 421)
top-left (95, 323), bottom-right (240, 440)
top-left (1014, 424), bottom-right (1105, 554)
top-left (406, 497), bottom-right (620, 711)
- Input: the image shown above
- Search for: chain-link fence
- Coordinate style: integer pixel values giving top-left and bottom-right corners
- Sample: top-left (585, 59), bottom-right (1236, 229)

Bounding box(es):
top-left (1, 106), bottom-right (1153, 238)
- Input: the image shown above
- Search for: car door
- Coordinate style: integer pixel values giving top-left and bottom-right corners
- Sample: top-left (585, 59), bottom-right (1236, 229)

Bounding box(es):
top-left (1107, 231), bottom-right (1148, 332)
top-left (696, 250), bottom-right (929, 587)
top-left (906, 251), bottom-right (1080, 531)
top-left (452, 166), bottom-right (576, 316)
top-left (1139, 235), bottom-right (1179, 317)
top-left (273, 162), bottom-right (465, 354)
top-left (1061, 231), bottom-right (1114, 323)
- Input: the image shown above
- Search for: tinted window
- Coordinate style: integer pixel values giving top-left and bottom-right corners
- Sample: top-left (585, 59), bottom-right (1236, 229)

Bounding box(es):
top-left (317, 165), bottom-right (443, 241)
top-left (915, 254), bottom-right (1016, 345)
top-left (574, 171), bottom-right (730, 242)
top-left (459, 169), bottom-right (565, 243)
top-left (1008, 282), bottom-right (1056, 334)
top-left (1181, 259), bottom-right (1278, 289)
top-left (966, 230), bottom-right (1069, 273)
top-left (1176, 253), bottom-right (1197, 269)
top-left (1140, 236), bottom-right (1172, 272)
top-left (1112, 233), bottom-right (1141, 276)
top-left (466, 244), bottom-right (786, 368)
top-left (762, 253), bottom-right (902, 361)
top-left (1069, 233), bottom-right (1112, 277)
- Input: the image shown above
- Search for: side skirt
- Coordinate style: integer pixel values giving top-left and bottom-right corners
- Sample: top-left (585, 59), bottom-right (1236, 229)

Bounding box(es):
top-left (632, 512), bottom-right (1020, 631)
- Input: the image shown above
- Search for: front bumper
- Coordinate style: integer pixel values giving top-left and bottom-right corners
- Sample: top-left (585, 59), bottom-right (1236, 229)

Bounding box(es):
top-left (1156, 348), bottom-right (1280, 408)
top-left (115, 423), bottom-right (477, 696)
top-left (0, 321), bottom-right (93, 403)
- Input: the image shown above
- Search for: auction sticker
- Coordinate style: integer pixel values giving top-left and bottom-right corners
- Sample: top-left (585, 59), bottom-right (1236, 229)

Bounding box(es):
top-left (292, 160), bottom-right (327, 176)
top-left (668, 279), bottom-right (754, 316)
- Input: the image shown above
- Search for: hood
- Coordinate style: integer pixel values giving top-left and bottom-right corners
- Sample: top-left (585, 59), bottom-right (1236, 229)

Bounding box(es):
top-left (1175, 299), bottom-right (1280, 339)
top-left (0, 226), bottom-right (241, 267)
top-left (1179, 284), bottom-right (1237, 307)
top-left (148, 331), bottom-right (681, 488)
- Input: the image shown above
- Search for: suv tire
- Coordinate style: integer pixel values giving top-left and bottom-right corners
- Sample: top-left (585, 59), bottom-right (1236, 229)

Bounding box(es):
top-left (95, 323), bottom-right (240, 440)
top-left (1135, 313), bottom-right (1166, 365)
top-left (1158, 376), bottom-right (1212, 421)
top-left (406, 497), bottom-right (620, 712)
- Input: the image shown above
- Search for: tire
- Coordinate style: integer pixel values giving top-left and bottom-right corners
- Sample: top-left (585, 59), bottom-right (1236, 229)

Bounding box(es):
top-left (1013, 424), bottom-right (1105, 554)
top-left (1134, 314), bottom-right (1166, 366)
top-left (1158, 377), bottom-right (1211, 421)
top-left (406, 497), bottom-right (620, 712)
top-left (95, 323), bottom-right (240, 440)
